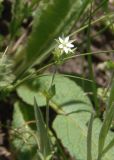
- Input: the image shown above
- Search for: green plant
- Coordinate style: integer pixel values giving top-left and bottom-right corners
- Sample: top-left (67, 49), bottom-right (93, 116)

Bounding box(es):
top-left (0, 0), bottom-right (114, 160)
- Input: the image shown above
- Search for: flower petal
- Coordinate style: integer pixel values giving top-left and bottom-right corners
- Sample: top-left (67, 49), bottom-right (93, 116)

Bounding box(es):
top-left (59, 37), bottom-right (64, 44)
top-left (65, 36), bottom-right (69, 43)
top-left (67, 43), bottom-right (74, 48)
top-left (64, 47), bottom-right (69, 53)
top-left (58, 44), bottom-right (64, 49)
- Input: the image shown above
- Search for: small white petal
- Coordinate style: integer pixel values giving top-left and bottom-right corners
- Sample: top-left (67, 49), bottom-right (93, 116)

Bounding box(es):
top-left (64, 47), bottom-right (69, 53)
top-left (59, 44), bottom-right (64, 49)
top-left (67, 43), bottom-right (74, 48)
top-left (59, 37), bottom-right (64, 43)
top-left (65, 36), bottom-right (69, 43)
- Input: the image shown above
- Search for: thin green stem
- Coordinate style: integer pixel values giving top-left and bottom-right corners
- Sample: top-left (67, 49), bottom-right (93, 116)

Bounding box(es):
top-left (69, 12), bottom-right (114, 37)
top-left (46, 98), bottom-right (50, 133)
top-left (50, 66), bottom-right (57, 86)
top-left (13, 49), bottom-right (114, 89)
top-left (86, 0), bottom-right (99, 114)
top-left (64, 50), bottom-right (114, 61)
top-left (87, 114), bottom-right (94, 160)
top-left (46, 66), bottom-right (57, 142)
top-left (103, 71), bottom-right (114, 102)
top-left (13, 62), bottom-right (53, 88)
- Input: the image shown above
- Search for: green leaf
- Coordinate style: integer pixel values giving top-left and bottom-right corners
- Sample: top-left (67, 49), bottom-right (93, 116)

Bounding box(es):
top-left (17, 82), bottom-right (46, 107)
top-left (87, 114), bottom-right (94, 160)
top-left (10, 0), bottom-right (25, 37)
top-left (53, 113), bottom-right (114, 160)
top-left (98, 104), bottom-right (114, 159)
top-left (53, 112), bottom-right (91, 159)
top-left (15, 0), bottom-right (90, 75)
top-left (92, 119), bottom-right (114, 160)
top-left (108, 79), bottom-right (114, 108)
top-left (34, 98), bottom-right (51, 158)
top-left (101, 0), bottom-right (109, 11)
top-left (17, 75), bottom-right (92, 113)
top-left (48, 84), bottom-right (56, 100)
top-left (11, 101), bottom-right (37, 160)
top-left (102, 138), bottom-right (114, 157)
top-left (16, 75), bottom-right (94, 159)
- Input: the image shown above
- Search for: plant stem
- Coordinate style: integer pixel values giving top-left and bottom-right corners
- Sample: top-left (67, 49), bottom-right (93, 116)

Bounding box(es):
top-left (86, 0), bottom-right (99, 115)
top-left (69, 12), bottom-right (114, 37)
top-left (46, 66), bottom-right (57, 134)
top-left (87, 114), bottom-right (94, 160)
top-left (13, 49), bottom-right (114, 89)
top-left (46, 98), bottom-right (50, 133)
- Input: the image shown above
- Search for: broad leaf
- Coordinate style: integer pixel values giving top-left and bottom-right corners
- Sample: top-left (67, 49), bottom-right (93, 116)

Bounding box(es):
top-left (10, 101), bottom-right (37, 160)
top-left (53, 112), bottom-right (91, 159)
top-left (53, 113), bottom-right (114, 160)
top-left (17, 75), bottom-right (92, 113)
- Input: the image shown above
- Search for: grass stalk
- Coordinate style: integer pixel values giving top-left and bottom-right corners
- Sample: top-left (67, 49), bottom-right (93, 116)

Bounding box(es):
top-left (86, 0), bottom-right (99, 114)
top-left (70, 12), bottom-right (114, 37)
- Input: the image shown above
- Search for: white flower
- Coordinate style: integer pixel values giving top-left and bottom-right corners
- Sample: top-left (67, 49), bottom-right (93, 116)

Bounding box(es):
top-left (58, 36), bottom-right (74, 54)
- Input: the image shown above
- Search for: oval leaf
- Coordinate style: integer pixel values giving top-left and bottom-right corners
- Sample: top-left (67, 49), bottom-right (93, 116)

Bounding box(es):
top-left (10, 101), bottom-right (37, 160)
top-left (17, 75), bottom-right (92, 113)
